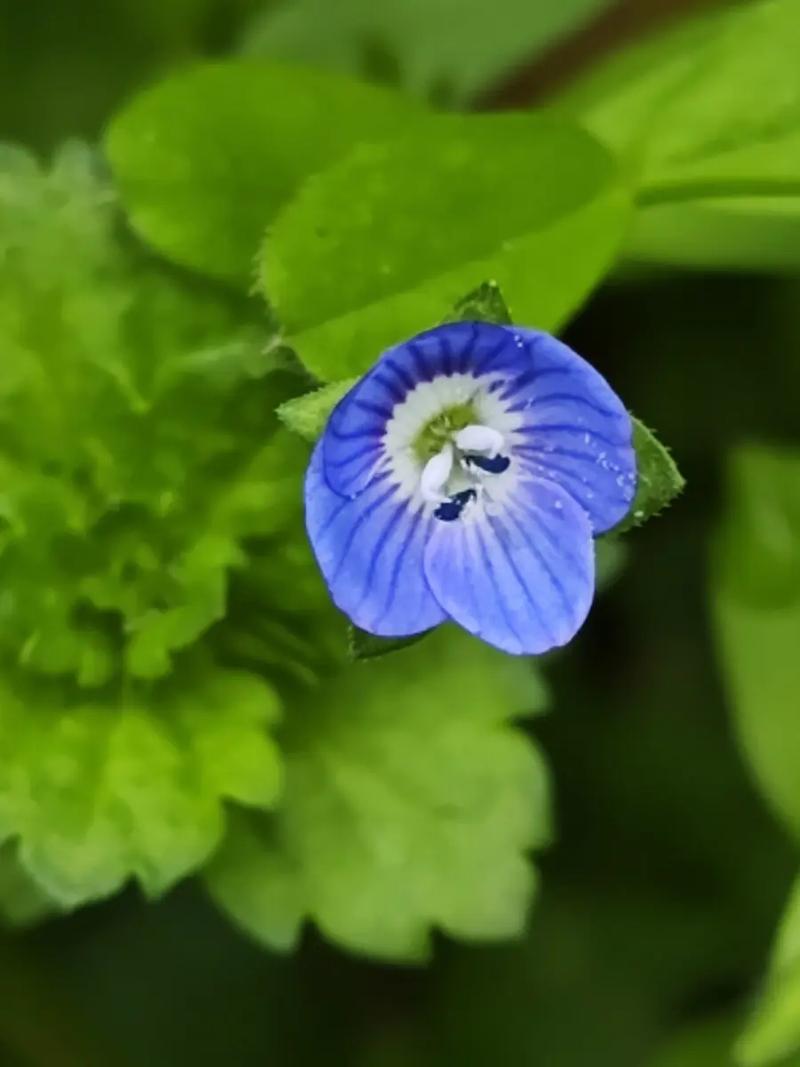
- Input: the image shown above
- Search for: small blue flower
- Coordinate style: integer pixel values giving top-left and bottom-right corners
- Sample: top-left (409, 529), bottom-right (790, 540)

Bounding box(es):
top-left (305, 322), bottom-right (636, 655)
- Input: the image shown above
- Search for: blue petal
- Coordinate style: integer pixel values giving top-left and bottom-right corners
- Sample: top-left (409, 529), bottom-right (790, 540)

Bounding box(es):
top-left (322, 322), bottom-right (519, 497)
top-left (305, 441), bottom-right (446, 636)
top-left (496, 328), bottom-right (636, 534)
top-left (321, 387), bottom-right (389, 500)
top-left (396, 320), bottom-right (515, 380)
top-left (423, 477), bottom-right (594, 656)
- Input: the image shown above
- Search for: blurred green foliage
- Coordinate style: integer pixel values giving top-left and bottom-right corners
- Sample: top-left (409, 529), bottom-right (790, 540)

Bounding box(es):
top-left (0, 143), bottom-right (301, 686)
top-left (241, 0), bottom-right (615, 106)
top-left (559, 0), bottom-right (800, 271)
top-left (714, 448), bottom-right (800, 842)
top-left (0, 0), bottom-right (271, 152)
top-left (738, 877), bottom-right (800, 1066)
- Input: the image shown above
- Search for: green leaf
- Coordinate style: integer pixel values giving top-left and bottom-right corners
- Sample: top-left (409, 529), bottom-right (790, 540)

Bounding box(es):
top-left (715, 446), bottom-right (800, 609)
top-left (0, 842), bottom-right (58, 928)
top-left (636, 0), bottom-right (800, 197)
top-left (561, 0), bottom-right (800, 196)
top-left (105, 62), bottom-right (428, 286)
top-left (242, 0), bottom-right (615, 107)
top-left (714, 591), bottom-right (800, 845)
top-left (558, 0), bottom-right (800, 270)
top-left (650, 1016), bottom-right (740, 1067)
top-left (555, 5), bottom-right (731, 160)
top-left (611, 418), bottom-right (684, 535)
top-left (221, 542), bottom-right (351, 689)
top-left (277, 378), bottom-right (356, 442)
top-left (346, 627), bottom-right (425, 661)
top-left (623, 199), bottom-right (800, 275)
top-left (594, 537), bottom-right (628, 593)
top-left (712, 446), bottom-right (800, 842)
top-left (737, 876), bottom-right (800, 1066)
top-left (0, 663), bottom-right (282, 908)
top-left (206, 627), bottom-right (550, 961)
top-left (263, 112), bottom-right (629, 381)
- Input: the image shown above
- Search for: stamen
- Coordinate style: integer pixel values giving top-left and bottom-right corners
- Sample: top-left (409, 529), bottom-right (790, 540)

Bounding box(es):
top-left (465, 453), bottom-right (511, 475)
top-left (420, 443), bottom-right (454, 503)
top-left (454, 424), bottom-right (504, 455)
top-left (434, 488), bottom-right (477, 522)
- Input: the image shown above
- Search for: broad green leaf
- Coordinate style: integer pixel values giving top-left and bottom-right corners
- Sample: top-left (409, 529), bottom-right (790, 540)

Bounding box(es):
top-left (611, 418), bottom-right (684, 534)
top-left (242, 0), bottom-right (615, 107)
top-left (636, 0), bottom-right (800, 196)
top-left (263, 113), bottom-right (629, 380)
top-left (0, 664), bottom-right (282, 907)
top-left (555, 5), bottom-right (732, 160)
top-left (713, 446), bottom-right (800, 841)
top-left (715, 447), bottom-right (800, 609)
top-left (561, 0), bottom-right (800, 195)
top-left (624, 198), bottom-right (800, 274)
top-left (737, 877), bottom-right (800, 1066)
top-left (714, 593), bottom-right (800, 844)
top-left (206, 627), bottom-right (550, 961)
top-left (105, 61), bottom-right (428, 286)
top-left (558, 0), bottom-right (800, 269)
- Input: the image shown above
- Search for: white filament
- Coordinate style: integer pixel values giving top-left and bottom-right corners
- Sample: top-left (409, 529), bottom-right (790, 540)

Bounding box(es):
top-left (419, 443), bottom-right (454, 503)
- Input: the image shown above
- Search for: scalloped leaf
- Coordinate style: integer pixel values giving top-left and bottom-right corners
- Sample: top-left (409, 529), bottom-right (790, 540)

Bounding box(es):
top-left (205, 628), bottom-right (549, 961)
top-left (0, 664), bottom-right (283, 907)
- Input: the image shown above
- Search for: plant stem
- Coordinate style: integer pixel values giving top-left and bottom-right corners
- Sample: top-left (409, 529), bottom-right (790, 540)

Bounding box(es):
top-left (636, 177), bottom-right (800, 208)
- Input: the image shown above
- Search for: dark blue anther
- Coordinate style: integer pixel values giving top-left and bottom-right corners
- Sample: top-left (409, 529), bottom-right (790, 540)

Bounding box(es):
top-left (434, 488), bottom-right (477, 522)
top-left (465, 453), bottom-right (511, 474)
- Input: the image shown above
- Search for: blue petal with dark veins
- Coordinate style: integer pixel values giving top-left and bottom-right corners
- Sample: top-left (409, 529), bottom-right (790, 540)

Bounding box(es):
top-left (309, 321), bottom-right (635, 656)
top-left (423, 476), bottom-right (594, 656)
top-left (497, 327), bottom-right (636, 534)
top-left (322, 322), bottom-right (521, 497)
top-left (305, 440), bottom-right (446, 636)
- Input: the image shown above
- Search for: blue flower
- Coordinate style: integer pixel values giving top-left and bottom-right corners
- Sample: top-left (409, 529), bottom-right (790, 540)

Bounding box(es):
top-left (305, 322), bottom-right (636, 655)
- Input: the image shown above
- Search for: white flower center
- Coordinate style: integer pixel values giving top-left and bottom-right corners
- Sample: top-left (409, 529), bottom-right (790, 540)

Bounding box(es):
top-left (382, 373), bottom-right (523, 518)
top-left (418, 423), bottom-right (509, 515)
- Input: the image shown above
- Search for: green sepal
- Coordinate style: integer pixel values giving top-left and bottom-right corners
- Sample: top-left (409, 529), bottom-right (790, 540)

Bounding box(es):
top-left (609, 417), bottom-right (685, 535)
